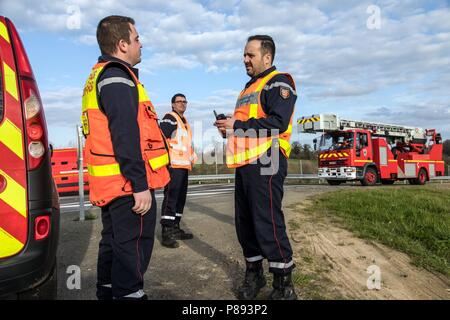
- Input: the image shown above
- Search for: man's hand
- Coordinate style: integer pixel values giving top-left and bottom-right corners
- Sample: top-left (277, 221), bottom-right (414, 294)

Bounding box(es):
top-left (214, 115), bottom-right (235, 137)
top-left (132, 189), bottom-right (152, 216)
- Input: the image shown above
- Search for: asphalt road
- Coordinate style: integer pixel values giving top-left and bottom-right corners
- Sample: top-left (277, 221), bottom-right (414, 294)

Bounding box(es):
top-left (56, 183), bottom-right (333, 299)
top-left (59, 184), bottom-right (237, 213)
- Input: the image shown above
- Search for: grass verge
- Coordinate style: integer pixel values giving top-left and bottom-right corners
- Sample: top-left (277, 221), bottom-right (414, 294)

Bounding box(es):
top-left (305, 185), bottom-right (450, 277)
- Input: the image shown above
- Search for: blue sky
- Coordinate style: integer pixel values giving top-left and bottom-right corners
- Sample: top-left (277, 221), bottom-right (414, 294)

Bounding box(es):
top-left (1, 0), bottom-right (449, 150)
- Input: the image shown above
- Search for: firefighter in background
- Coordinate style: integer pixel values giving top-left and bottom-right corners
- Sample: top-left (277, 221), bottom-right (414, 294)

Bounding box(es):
top-left (337, 135), bottom-right (352, 149)
top-left (159, 94), bottom-right (197, 248)
top-left (81, 15), bottom-right (170, 300)
top-left (215, 35), bottom-right (298, 300)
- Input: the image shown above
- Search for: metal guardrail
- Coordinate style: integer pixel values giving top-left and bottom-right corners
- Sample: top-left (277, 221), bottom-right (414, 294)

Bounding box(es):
top-left (189, 174), bottom-right (235, 181)
top-left (432, 176), bottom-right (450, 180)
top-left (286, 174), bottom-right (319, 180)
top-left (189, 174), bottom-right (450, 181)
top-left (189, 174), bottom-right (318, 181)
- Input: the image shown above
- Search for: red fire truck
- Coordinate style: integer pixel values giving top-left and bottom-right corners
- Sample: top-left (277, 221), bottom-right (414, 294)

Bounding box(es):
top-left (51, 148), bottom-right (88, 194)
top-left (298, 114), bottom-right (444, 186)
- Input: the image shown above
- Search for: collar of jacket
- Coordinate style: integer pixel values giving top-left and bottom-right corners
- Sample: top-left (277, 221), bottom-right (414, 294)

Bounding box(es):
top-left (98, 55), bottom-right (139, 78)
top-left (245, 65), bottom-right (277, 88)
top-left (171, 109), bottom-right (187, 123)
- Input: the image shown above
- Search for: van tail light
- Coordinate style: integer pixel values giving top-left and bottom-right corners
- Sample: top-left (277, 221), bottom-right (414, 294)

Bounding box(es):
top-left (7, 18), bottom-right (49, 170)
top-left (7, 18), bottom-right (33, 78)
top-left (0, 174), bottom-right (6, 193)
top-left (22, 80), bottom-right (48, 170)
top-left (27, 123), bottom-right (44, 140)
top-left (35, 216), bottom-right (50, 241)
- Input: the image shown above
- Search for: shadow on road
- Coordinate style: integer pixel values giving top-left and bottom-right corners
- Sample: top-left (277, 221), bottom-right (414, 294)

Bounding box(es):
top-left (57, 210), bottom-right (95, 299)
top-left (181, 234), bottom-right (242, 297)
top-left (182, 200), bottom-right (243, 297)
top-left (185, 200), bottom-right (235, 226)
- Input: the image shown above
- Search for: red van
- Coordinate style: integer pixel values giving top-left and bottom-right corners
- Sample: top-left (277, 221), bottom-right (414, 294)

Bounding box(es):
top-left (0, 16), bottom-right (59, 299)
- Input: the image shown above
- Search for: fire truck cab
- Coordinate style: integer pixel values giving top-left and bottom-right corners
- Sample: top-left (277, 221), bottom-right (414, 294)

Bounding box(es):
top-left (0, 17), bottom-right (59, 299)
top-left (299, 114), bottom-right (444, 186)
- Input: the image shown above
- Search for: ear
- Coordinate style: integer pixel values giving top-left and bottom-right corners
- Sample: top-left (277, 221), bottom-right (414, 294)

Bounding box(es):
top-left (117, 39), bottom-right (128, 54)
top-left (263, 53), bottom-right (272, 66)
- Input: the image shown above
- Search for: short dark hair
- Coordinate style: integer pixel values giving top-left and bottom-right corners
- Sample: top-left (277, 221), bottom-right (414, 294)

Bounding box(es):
top-left (171, 93), bottom-right (186, 104)
top-left (96, 15), bottom-right (135, 55)
top-left (247, 35), bottom-right (276, 63)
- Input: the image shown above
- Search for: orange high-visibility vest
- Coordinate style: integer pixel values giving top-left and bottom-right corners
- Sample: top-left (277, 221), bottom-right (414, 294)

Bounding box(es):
top-left (226, 70), bottom-right (295, 168)
top-left (165, 111), bottom-right (197, 170)
top-left (81, 61), bottom-right (170, 207)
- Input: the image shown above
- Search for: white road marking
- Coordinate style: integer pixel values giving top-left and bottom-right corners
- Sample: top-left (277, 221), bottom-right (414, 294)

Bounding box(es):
top-left (60, 188), bottom-right (235, 210)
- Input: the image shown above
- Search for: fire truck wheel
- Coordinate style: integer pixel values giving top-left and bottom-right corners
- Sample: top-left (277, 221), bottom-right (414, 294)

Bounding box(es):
top-left (410, 168), bottom-right (428, 185)
top-left (361, 167), bottom-right (378, 186)
top-left (327, 180), bottom-right (343, 185)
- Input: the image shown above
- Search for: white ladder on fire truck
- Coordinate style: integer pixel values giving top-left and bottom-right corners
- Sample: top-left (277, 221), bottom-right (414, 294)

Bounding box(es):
top-left (298, 114), bottom-right (426, 141)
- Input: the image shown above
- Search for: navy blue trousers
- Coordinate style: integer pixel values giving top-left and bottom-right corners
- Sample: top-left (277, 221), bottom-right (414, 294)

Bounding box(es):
top-left (160, 167), bottom-right (188, 226)
top-left (97, 193), bottom-right (156, 299)
top-left (235, 151), bottom-right (294, 274)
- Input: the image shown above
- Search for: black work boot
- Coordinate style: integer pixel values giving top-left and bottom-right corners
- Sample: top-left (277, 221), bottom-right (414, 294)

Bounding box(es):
top-left (237, 262), bottom-right (266, 300)
top-left (269, 273), bottom-right (298, 300)
top-left (96, 284), bottom-right (112, 300)
top-left (174, 222), bottom-right (193, 240)
top-left (161, 226), bottom-right (180, 248)
top-left (115, 291), bottom-right (148, 300)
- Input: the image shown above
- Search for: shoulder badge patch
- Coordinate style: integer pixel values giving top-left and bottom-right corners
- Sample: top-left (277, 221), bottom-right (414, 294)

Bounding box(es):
top-left (280, 86), bottom-right (290, 99)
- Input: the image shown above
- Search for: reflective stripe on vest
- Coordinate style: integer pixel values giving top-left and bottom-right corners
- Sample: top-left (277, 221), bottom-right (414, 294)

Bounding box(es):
top-left (166, 111), bottom-right (195, 170)
top-left (88, 152), bottom-right (169, 176)
top-left (82, 61), bottom-right (170, 206)
top-left (226, 70), bottom-right (295, 168)
top-left (226, 139), bottom-right (273, 165)
top-left (82, 67), bottom-right (154, 113)
top-left (88, 163), bottom-right (120, 177)
top-left (171, 159), bottom-right (192, 166)
top-left (226, 138), bottom-right (291, 165)
top-left (279, 138), bottom-right (291, 156)
top-left (150, 153), bottom-right (170, 170)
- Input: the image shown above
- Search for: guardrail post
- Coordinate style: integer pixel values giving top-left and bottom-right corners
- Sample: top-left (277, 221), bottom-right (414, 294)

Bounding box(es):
top-left (77, 125), bottom-right (85, 221)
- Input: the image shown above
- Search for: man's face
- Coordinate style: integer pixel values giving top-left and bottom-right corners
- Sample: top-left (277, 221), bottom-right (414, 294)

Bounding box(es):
top-left (126, 24), bottom-right (142, 66)
top-left (172, 96), bottom-right (188, 114)
top-left (243, 40), bottom-right (271, 77)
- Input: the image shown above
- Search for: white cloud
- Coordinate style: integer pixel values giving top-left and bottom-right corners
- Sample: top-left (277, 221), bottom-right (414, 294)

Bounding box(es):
top-left (40, 85), bottom-right (240, 147)
top-left (365, 103), bottom-right (450, 138)
top-left (309, 83), bottom-right (378, 99)
top-left (3, 0), bottom-right (450, 140)
top-left (5, 1), bottom-right (449, 86)
top-left (140, 53), bottom-right (201, 72)
top-left (41, 86), bottom-right (82, 126)
top-left (76, 34), bottom-right (97, 45)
